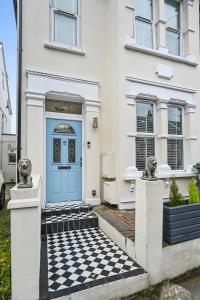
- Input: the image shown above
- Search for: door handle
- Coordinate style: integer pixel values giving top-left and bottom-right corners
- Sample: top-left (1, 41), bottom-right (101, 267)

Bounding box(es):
top-left (58, 166), bottom-right (71, 170)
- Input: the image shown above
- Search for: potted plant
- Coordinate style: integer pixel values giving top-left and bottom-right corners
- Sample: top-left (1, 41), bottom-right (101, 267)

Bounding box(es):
top-left (163, 177), bottom-right (200, 244)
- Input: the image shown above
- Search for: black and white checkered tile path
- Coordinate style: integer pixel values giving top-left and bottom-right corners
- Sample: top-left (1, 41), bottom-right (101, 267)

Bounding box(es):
top-left (46, 227), bottom-right (144, 298)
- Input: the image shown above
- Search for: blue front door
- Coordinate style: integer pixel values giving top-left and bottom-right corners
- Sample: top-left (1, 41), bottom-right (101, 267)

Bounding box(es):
top-left (46, 118), bottom-right (82, 203)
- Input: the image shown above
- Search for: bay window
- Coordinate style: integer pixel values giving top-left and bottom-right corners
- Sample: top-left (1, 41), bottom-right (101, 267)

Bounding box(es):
top-left (134, 0), bottom-right (154, 49)
top-left (165, 0), bottom-right (181, 56)
top-left (167, 106), bottom-right (184, 170)
top-left (136, 102), bottom-right (155, 171)
top-left (52, 0), bottom-right (79, 46)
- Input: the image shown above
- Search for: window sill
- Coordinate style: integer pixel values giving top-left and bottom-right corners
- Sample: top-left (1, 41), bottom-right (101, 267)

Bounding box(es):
top-left (44, 42), bottom-right (85, 56)
top-left (124, 41), bottom-right (198, 67)
top-left (124, 169), bottom-right (196, 181)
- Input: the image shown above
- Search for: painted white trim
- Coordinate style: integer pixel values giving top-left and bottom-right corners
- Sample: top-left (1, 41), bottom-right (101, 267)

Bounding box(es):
top-left (127, 132), bottom-right (136, 137)
top-left (125, 40), bottom-right (197, 66)
top-left (126, 76), bottom-right (196, 94)
top-left (185, 137), bottom-right (197, 141)
top-left (45, 113), bottom-right (84, 204)
top-left (27, 99), bottom-right (44, 107)
top-left (45, 112), bottom-right (82, 121)
top-left (44, 42), bottom-right (85, 55)
top-left (124, 169), bottom-right (196, 181)
top-left (84, 198), bottom-right (101, 206)
top-left (26, 69), bottom-right (100, 86)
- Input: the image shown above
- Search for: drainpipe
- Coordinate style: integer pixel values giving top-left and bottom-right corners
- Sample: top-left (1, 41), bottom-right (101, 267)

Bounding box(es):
top-left (16, 0), bottom-right (22, 182)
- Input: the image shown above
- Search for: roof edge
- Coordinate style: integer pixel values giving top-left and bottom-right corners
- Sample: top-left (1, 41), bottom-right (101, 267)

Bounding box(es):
top-left (0, 43), bottom-right (13, 115)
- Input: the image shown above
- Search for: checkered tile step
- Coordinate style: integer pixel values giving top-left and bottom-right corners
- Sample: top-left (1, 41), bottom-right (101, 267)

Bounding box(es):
top-left (41, 204), bottom-right (98, 235)
top-left (46, 228), bottom-right (144, 298)
top-left (42, 204), bottom-right (92, 217)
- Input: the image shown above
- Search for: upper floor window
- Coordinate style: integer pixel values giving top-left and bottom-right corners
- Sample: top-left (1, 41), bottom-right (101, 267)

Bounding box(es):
top-left (52, 0), bottom-right (79, 46)
top-left (136, 101), bottom-right (155, 171)
top-left (165, 0), bottom-right (181, 56)
top-left (167, 105), bottom-right (184, 170)
top-left (134, 0), bottom-right (154, 49)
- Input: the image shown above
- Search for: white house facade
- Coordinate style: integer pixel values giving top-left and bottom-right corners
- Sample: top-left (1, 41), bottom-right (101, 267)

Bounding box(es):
top-left (0, 42), bottom-right (16, 183)
top-left (14, 0), bottom-right (200, 209)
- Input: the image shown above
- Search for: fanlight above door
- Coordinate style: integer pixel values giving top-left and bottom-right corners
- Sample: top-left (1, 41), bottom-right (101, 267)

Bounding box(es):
top-left (54, 124), bottom-right (75, 134)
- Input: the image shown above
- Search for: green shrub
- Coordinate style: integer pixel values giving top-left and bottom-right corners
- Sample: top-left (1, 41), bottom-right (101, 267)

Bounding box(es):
top-left (188, 178), bottom-right (200, 204)
top-left (169, 177), bottom-right (183, 207)
top-left (0, 239), bottom-right (11, 299)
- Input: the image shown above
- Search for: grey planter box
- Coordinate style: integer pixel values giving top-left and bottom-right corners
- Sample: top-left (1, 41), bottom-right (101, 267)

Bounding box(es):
top-left (163, 202), bottom-right (200, 244)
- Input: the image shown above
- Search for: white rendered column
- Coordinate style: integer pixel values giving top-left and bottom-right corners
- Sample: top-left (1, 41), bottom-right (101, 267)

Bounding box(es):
top-left (7, 176), bottom-right (41, 300)
top-left (156, 0), bottom-right (167, 53)
top-left (83, 100), bottom-right (101, 205)
top-left (135, 179), bottom-right (163, 284)
top-left (157, 101), bottom-right (170, 174)
top-left (183, 0), bottom-right (197, 62)
top-left (185, 104), bottom-right (197, 172)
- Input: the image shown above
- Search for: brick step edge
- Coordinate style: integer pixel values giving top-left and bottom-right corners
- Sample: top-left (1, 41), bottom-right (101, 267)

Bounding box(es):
top-left (41, 216), bottom-right (98, 235)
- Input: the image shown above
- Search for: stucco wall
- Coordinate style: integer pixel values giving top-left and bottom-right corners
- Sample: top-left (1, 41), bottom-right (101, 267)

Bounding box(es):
top-left (19, 0), bottom-right (200, 207)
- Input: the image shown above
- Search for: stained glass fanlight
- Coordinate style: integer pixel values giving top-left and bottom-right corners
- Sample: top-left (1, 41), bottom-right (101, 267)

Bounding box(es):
top-left (54, 124), bottom-right (75, 134)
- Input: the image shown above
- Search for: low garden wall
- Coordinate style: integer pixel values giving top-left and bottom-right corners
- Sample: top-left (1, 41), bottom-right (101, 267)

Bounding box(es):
top-left (135, 179), bottom-right (200, 285)
top-left (8, 175), bottom-right (41, 300)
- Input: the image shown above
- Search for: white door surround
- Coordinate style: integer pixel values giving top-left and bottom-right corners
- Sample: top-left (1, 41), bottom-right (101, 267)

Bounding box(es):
top-left (26, 69), bottom-right (101, 208)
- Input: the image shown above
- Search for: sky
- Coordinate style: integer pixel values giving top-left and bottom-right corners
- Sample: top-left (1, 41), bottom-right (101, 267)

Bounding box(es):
top-left (0, 0), bottom-right (16, 133)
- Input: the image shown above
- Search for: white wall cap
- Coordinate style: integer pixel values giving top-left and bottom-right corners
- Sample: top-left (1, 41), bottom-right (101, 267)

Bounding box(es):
top-left (124, 166), bottom-right (196, 181)
top-left (157, 164), bottom-right (171, 174)
top-left (10, 175), bottom-right (41, 200)
top-left (124, 166), bottom-right (140, 181)
top-left (7, 198), bottom-right (40, 210)
top-left (185, 165), bottom-right (196, 173)
top-left (155, 64), bottom-right (174, 80)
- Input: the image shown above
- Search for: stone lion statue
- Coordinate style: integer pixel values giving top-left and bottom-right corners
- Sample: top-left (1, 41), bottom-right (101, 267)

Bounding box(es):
top-left (17, 159), bottom-right (33, 189)
top-left (142, 156), bottom-right (158, 181)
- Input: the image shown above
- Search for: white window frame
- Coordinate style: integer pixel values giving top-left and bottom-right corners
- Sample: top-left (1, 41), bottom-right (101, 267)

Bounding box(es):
top-left (136, 100), bottom-right (156, 171)
top-left (167, 104), bottom-right (185, 171)
top-left (133, 0), bottom-right (156, 49)
top-left (50, 0), bottom-right (80, 48)
top-left (165, 0), bottom-right (182, 57)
